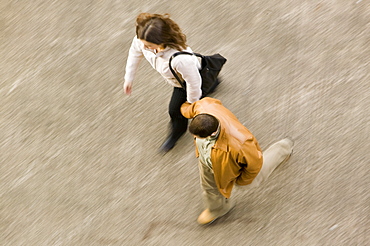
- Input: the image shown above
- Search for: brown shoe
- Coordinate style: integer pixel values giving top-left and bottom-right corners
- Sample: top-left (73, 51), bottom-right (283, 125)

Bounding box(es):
top-left (197, 209), bottom-right (217, 225)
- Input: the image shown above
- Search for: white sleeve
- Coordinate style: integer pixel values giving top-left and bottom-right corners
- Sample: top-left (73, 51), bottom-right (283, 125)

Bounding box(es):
top-left (172, 55), bottom-right (202, 103)
top-left (124, 37), bottom-right (144, 83)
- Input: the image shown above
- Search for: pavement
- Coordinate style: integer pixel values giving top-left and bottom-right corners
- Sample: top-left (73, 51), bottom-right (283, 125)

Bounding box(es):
top-left (1, 0), bottom-right (369, 245)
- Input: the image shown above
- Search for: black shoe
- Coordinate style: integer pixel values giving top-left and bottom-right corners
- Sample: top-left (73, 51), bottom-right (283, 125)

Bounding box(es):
top-left (159, 136), bottom-right (178, 153)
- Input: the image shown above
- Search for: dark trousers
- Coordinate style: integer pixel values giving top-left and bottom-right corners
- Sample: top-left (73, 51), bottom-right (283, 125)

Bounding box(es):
top-left (168, 87), bottom-right (188, 140)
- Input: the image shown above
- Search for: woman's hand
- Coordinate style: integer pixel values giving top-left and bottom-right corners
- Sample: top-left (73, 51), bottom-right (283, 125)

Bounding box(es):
top-left (123, 81), bottom-right (133, 95)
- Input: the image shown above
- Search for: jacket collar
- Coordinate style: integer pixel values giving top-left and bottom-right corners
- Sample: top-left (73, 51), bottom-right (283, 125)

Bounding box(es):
top-left (213, 124), bottom-right (228, 152)
top-left (143, 46), bottom-right (171, 57)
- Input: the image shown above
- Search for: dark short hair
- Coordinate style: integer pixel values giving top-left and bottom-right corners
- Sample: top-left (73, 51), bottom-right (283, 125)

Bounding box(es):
top-left (189, 114), bottom-right (219, 138)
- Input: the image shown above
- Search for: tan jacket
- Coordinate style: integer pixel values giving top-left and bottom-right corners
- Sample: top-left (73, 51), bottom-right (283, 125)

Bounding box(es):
top-left (181, 97), bottom-right (263, 198)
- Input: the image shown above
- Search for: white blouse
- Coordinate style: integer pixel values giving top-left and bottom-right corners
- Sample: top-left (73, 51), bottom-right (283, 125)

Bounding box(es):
top-left (124, 36), bottom-right (202, 103)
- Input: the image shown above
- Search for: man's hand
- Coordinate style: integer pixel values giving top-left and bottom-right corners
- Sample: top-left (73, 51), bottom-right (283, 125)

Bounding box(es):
top-left (123, 81), bottom-right (133, 95)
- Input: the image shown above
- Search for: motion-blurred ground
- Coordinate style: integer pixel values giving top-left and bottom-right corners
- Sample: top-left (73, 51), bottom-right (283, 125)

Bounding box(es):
top-left (1, 1), bottom-right (369, 245)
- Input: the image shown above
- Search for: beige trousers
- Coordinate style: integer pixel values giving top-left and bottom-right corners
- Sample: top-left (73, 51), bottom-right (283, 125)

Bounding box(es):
top-left (199, 138), bottom-right (294, 218)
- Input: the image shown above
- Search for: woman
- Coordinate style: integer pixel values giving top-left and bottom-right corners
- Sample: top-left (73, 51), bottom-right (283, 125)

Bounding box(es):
top-left (123, 13), bottom-right (202, 152)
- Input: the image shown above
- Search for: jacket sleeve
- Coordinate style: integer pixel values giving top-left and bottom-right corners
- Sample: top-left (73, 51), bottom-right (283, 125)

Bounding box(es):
top-left (172, 55), bottom-right (202, 103)
top-left (180, 101), bottom-right (196, 119)
top-left (124, 36), bottom-right (144, 83)
top-left (235, 140), bottom-right (263, 186)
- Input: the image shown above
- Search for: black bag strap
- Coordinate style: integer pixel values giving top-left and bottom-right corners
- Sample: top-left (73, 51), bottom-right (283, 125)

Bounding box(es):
top-left (168, 51), bottom-right (203, 90)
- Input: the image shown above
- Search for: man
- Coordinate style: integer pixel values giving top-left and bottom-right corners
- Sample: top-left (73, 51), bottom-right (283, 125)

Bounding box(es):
top-left (181, 97), bottom-right (294, 225)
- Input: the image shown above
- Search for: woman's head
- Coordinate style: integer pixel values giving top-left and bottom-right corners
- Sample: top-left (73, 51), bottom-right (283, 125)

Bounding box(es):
top-left (136, 13), bottom-right (187, 51)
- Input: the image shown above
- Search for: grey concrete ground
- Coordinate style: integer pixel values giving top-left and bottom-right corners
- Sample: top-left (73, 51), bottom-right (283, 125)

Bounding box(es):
top-left (1, 0), bottom-right (369, 245)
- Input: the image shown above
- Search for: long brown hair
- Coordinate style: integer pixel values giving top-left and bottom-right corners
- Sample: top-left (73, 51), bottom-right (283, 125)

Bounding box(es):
top-left (135, 13), bottom-right (187, 51)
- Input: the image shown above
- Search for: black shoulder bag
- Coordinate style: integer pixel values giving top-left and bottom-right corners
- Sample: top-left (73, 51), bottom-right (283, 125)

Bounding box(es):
top-left (168, 51), bottom-right (227, 97)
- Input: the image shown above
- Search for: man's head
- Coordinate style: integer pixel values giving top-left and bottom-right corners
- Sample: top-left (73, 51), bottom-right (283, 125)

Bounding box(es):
top-left (189, 114), bottom-right (219, 138)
